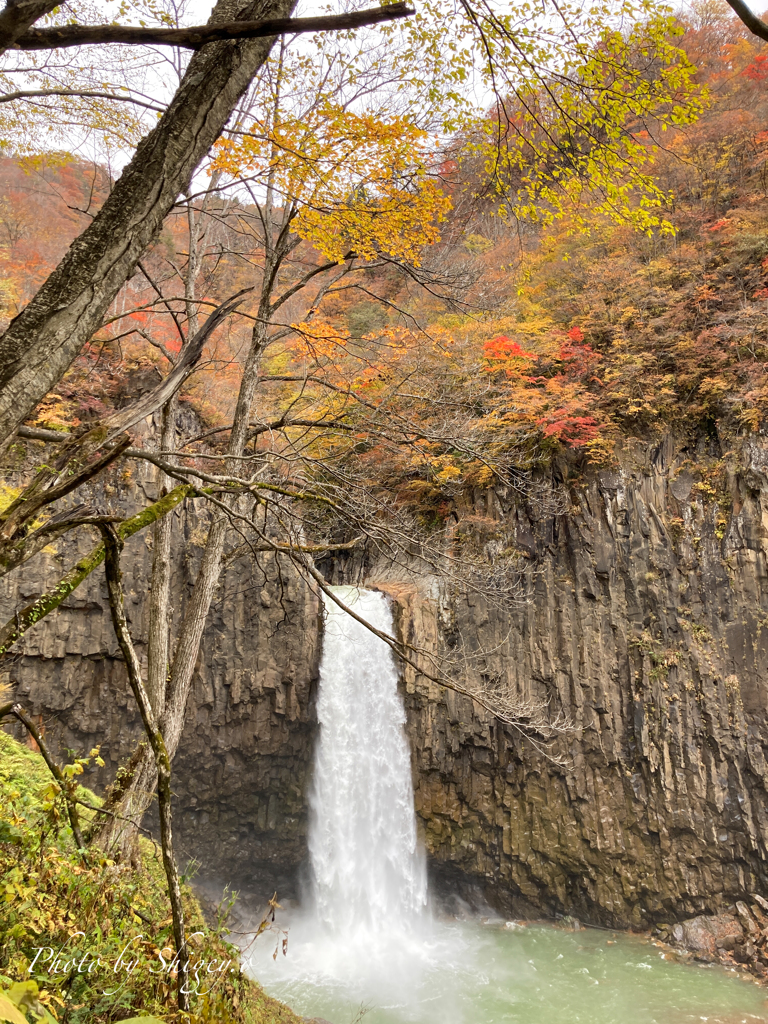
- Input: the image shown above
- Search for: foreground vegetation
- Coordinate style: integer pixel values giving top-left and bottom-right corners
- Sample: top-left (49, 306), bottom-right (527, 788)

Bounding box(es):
top-left (0, 732), bottom-right (300, 1024)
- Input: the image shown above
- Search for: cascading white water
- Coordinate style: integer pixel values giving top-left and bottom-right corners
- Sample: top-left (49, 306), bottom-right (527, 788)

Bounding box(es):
top-left (247, 586), bottom-right (436, 1008)
top-left (309, 586), bottom-right (427, 936)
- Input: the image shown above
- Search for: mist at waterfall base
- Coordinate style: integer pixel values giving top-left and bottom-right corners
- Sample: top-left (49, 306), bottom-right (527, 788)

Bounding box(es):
top-left (246, 587), bottom-right (768, 1024)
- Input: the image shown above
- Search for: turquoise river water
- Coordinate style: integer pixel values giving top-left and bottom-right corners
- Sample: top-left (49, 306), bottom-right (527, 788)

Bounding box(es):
top-left (247, 914), bottom-right (768, 1024)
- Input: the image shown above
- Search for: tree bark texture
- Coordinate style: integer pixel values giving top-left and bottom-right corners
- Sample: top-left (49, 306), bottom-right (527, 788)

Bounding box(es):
top-left (0, 0), bottom-right (295, 447)
top-left (723, 0), bottom-right (768, 41)
top-left (146, 398), bottom-right (177, 718)
top-left (0, 0), bottom-right (58, 56)
top-left (100, 524), bottom-right (190, 1013)
top-left (13, 4), bottom-right (411, 50)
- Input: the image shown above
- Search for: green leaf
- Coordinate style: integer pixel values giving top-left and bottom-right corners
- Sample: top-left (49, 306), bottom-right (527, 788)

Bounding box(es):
top-left (3, 983), bottom-right (56, 1023)
top-left (114, 1017), bottom-right (166, 1024)
top-left (0, 993), bottom-right (28, 1024)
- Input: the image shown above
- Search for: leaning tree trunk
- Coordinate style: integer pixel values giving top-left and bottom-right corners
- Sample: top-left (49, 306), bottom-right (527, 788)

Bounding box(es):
top-left (0, 0), bottom-right (59, 56)
top-left (0, 0), bottom-right (295, 447)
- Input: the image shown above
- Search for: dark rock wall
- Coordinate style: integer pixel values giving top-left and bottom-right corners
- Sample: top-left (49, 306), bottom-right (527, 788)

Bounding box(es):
top-left (386, 436), bottom-right (768, 927)
top-left (5, 432), bottom-right (768, 925)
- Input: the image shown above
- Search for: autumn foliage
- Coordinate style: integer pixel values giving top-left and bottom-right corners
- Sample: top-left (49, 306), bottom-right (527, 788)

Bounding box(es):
top-left (0, 3), bottom-right (767, 520)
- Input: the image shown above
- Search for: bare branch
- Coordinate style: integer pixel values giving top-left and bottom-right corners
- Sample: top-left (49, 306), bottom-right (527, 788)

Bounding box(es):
top-left (0, 484), bottom-right (193, 655)
top-left (723, 0), bottom-right (768, 40)
top-left (0, 288), bottom-right (246, 578)
top-left (17, 425), bottom-right (74, 442)
top-left (0, 89), bottom-right (165, 112)
top-left (13, 3), bottom-right (414, 51)
top-left (136, 328), bottom-right (177, 366)
top-left (102, 287), bottom-right (251, 439)
top-left (6, 702), bottom-right (88, 859)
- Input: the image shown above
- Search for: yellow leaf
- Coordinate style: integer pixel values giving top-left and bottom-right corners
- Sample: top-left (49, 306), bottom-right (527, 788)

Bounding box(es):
top-left (0, 994), bottom-right (28, 1024)
top-left (114, 1017), bottom-right (166, 1023)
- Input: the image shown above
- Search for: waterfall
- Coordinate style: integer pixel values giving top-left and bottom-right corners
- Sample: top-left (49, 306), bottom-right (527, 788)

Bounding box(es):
top-left (308, 586), bottom-right (427, 937)
top-left (249, 585), bottom-right (438, 1014)
top-left (249, 597), bottom-right (768, 1024)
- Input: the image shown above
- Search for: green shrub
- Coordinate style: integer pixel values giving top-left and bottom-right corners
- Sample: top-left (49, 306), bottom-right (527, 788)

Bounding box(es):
top-left (0, 733), bottom-right (300, 1024)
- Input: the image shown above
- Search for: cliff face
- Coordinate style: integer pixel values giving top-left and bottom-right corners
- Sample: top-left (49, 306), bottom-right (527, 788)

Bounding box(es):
top-left (4, 432), bottom-right (768, 925)
top-left (388, 435), bottom-right (768, 928)
top-left (0, 433), bottom-right (320, 894)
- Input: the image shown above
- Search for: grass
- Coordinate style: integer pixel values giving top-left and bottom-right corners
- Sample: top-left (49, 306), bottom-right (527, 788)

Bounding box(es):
top-left (0, 731), bottom-right (303, 1024)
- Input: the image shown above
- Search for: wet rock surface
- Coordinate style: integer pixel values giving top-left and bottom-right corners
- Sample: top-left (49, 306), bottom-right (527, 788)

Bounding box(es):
top-left (656, 899), bottom-right (768, 980)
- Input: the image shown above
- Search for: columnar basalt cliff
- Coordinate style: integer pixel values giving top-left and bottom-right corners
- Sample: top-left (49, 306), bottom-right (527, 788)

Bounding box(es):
top-left (4, 433), bottom-right (768, 926)
top-left (385, 435), bottom-right (768, 928)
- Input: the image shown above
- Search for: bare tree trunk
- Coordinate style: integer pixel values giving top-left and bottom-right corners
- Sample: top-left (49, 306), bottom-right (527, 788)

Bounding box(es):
top-left (0, 0), bottom-right (59, 56)
top-left (99, 524), bottom-right (190, 1014)
top-left (0, 0), bottom-right (295, 447)
top-left (92, 319), bottom-right (269, 856)
top-left (146, 397), bottom-right (177, 716)
top-left (146, 185), bottom-right (211, 714)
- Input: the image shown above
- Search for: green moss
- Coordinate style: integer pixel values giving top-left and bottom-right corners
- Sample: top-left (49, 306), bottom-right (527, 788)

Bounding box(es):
top-left (0, 733), bottom-right (301, 1024)
top-left (0, 486), bottom-right (195, 656)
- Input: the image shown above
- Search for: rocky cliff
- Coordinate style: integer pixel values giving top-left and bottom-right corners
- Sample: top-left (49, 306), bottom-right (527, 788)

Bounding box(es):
top-left (0, 423), bottom-right (320, 895)
top-left (4, 430), bottom-right (768, 927)
top-left (387, 434), bottom-right (768, 928)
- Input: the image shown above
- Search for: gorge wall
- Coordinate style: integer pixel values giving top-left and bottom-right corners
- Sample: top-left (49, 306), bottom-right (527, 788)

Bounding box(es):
top-left (387, 434), bottom-right (768, 928)
top-left (0, 425), bottom-right (321, 894)
top-left (4, 428), bottom-right (768, 928)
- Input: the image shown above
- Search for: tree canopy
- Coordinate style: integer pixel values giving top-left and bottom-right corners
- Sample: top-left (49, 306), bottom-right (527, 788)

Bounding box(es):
top-left (0, 0), bottom-right (709, 445)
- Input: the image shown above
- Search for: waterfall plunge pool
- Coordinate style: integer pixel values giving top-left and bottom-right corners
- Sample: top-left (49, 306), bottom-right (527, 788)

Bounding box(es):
top-left (244, 917), bottom-right (768, 1024)
top-left (244, 586), bottom-right (768, 1024)
top-left (246, 914), bottom-right (768, 1024)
